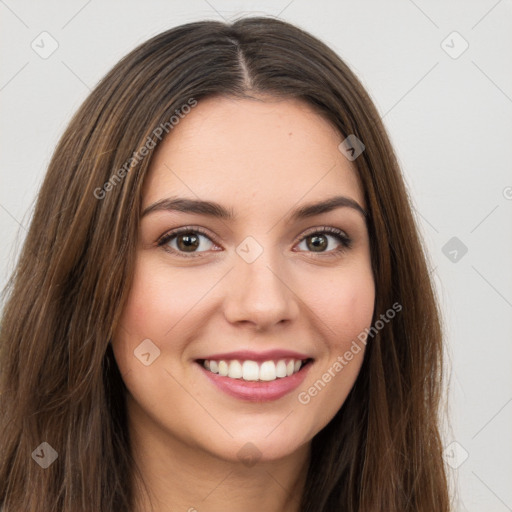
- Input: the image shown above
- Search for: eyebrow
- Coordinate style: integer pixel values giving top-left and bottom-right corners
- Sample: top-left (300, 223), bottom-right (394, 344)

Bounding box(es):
top-left (141, 195), bottom-right (368, 221)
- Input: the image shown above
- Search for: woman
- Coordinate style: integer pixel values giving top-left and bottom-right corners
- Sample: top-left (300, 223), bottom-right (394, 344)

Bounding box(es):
top-left (0, 16), bottom-right (451, 511)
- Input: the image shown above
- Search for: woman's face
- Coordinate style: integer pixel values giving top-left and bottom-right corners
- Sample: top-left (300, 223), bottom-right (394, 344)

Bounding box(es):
top-left (112, 96), bottom-right (375, 464)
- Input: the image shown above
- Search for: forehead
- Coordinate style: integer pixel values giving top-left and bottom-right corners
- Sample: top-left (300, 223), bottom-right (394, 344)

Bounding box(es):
top-left (143, 96), bottom-right (364, 217)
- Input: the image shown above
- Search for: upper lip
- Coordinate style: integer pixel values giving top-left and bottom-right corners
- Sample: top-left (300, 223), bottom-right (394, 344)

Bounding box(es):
top-left (197, 349), bottom-right (313, 362)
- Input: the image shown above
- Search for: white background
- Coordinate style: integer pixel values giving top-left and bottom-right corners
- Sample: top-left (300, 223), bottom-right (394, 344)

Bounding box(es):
top-left (1, 1), bottom-right (511, 510)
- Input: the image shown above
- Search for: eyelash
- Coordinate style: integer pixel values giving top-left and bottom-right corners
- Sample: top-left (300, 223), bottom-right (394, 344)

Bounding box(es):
top-left (157, 225), bottom-right (352, 259)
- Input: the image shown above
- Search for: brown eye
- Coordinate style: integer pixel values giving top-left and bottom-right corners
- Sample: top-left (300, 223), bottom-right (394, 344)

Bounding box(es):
top-left (305, 234), bottom-right (328, 252)
top-left (295, 227), bottom-right (352, 254)
top-left (158, 228), bottom-right (217, 256)
top-left (176, 232), bottom-right (201, 252)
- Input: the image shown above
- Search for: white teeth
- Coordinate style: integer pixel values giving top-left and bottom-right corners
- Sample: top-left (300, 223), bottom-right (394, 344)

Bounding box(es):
top-left (275, 360), bottom-right (287, 378)
top-left (227, 360), bottom-right (242, 379)
top-left (242, 360), bottom-right (260, 381)
top-left (218, 360), bottom-right (229, 376)
top-left (259, 361), bottom-right (276, 381)
top-left (202, 358), bottom-right (307, 381)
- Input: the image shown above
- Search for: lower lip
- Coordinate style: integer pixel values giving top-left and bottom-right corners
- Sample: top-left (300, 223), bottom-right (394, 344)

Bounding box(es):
top-left (197, 361), bottom-right (312, 402)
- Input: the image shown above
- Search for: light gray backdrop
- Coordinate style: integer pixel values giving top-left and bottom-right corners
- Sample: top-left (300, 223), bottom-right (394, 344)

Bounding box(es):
top-left (1, 1), bottom-right (511, 510)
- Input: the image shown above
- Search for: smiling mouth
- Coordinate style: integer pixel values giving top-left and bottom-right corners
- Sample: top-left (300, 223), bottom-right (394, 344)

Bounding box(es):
top-left (197, 358), bottom-right (313, 382)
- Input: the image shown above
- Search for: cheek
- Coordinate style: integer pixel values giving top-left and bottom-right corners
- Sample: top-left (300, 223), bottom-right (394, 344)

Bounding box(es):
top-left (112, 255), bottom-right (226, 375)
top-left (295, 265), bottom-right (374, 433)
top-left (116, 258), bottom-right (207, 340)
top-left (112, 258), bottom-right (179, 370)
top-left (308, 263), bottom-right (375, 345)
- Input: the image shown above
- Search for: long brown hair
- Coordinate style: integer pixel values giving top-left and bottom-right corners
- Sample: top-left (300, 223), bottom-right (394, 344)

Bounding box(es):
top-left (0, 16), bottom-right (450, 511)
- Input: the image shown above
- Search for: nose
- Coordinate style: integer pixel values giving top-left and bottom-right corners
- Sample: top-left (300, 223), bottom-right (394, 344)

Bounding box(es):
top-left (222, 246), bottom-right (299, 330)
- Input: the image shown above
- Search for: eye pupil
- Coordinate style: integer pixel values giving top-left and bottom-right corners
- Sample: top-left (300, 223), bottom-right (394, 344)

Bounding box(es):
top-left (307, 235), bottom-right (327, 252)
top-left (177, 233), bottom-right (199, 251)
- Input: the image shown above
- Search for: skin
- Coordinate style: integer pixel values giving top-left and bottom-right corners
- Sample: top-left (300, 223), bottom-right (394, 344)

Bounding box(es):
top-left (111, 95), bottom-right (375, 512)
